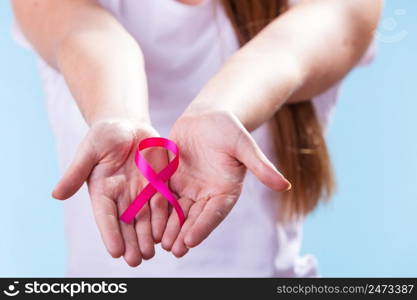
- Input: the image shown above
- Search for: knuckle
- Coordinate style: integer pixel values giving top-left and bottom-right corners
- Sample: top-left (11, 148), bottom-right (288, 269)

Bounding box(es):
top-left (213, 207), bottom-right (228, 221)
top-left (135, 206), bottom-right (150, 221)
top-left (212, 197), bottom-right (236, 221)
top-left (150, 196), bottom-right (166, 210)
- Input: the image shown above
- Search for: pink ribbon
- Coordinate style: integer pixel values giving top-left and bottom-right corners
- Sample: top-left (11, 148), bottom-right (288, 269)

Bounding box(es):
top-left (120, 137), bottom-right (185, 226)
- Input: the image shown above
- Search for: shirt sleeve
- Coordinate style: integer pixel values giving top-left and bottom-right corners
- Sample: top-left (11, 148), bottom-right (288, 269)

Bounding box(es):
top-left (11, 19), bottom-right (33, 50)
top-left (357, 39), bottom-right (377, 67)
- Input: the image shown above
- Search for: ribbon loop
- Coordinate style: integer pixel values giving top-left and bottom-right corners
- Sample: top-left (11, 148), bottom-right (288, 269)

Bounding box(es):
top-left (120, 137), bottom-right (185, 225)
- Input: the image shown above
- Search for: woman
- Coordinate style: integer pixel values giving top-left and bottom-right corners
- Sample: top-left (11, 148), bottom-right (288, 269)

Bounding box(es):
top-left (12, 0), bottom-right (381, 277)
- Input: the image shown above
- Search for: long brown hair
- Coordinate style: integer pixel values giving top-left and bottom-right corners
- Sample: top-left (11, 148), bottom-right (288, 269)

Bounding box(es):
top-left (221, 0), bottom-right (335, 220)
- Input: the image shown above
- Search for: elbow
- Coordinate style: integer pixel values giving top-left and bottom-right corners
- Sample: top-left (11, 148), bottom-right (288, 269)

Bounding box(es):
top-left (335, 0), bottom-right (383, 66)
top-left (346, 0), bottom-right (383, 43)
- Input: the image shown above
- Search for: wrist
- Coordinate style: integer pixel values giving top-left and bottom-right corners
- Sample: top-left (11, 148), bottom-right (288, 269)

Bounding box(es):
top-left (90, 118), bottom-right (155, 140)
top-left (184, 52), bottom-right (304, 131)
top-left (174, 108), bottom-right (240, 137)
top-left (89, 113), bottom-right (151, 129)
top-left (182, 98), bottom-right (237, 120)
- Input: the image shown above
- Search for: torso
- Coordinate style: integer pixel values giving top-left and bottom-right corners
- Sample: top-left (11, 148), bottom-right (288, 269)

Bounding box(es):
top-left (33, 0), bottom-right (341, 277)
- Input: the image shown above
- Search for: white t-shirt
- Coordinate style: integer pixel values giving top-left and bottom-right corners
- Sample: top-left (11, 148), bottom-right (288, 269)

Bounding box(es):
top-left (13, 0), bottom-right (373, 277)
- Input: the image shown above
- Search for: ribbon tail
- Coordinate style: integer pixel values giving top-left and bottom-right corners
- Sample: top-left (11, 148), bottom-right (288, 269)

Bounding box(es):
top-left (171, 201), bottom-right (185, 226)
top-left (151, 183), bottom-right (185, 226)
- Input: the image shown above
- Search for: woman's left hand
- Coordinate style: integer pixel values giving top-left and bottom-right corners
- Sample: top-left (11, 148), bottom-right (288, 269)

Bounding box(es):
top-left (161, 110), bottom-right (291, 257)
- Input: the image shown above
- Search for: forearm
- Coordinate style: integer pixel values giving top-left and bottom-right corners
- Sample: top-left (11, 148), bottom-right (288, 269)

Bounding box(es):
top-left (56, 26), bottom-right (149, 126)
top-left (185, 0), bottom-right (382, 130)
top-left (13, 0), bottom-right (149, 126)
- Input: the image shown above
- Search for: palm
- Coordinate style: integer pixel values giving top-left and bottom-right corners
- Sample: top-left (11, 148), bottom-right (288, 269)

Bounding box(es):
top-left (170, 113), bottom-right (246, 212)
top-left (53, 121), bottom-right (169, 266)
top-left (87, 130), bottom-right (142, 218)
top-left (161, 112), bottom-right (247, 256)
top-left (161, 112), bottom-right (291, 257)
top-left (87, 129), bottom-right (144, 261)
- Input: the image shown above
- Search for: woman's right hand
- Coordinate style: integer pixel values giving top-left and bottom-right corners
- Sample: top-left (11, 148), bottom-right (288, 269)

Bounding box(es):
top-left (52, 120), bottom-right (170, 267)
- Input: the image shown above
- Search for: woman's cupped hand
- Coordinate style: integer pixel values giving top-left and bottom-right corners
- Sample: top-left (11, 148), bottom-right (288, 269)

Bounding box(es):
top-left (161, 110), bottom-right (291, 258)
top-left (52, 119), bottom-right (171, 267)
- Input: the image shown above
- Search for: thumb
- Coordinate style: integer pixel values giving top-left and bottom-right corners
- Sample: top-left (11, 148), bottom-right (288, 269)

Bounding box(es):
top-left (52, 137), bottom-right (98, 200)
top-left (233, 129), bottom-right (291, 192)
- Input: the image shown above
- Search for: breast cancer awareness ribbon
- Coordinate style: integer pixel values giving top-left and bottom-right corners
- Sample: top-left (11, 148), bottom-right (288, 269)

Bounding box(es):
top-left (120, 137), bottom-right (185, 226)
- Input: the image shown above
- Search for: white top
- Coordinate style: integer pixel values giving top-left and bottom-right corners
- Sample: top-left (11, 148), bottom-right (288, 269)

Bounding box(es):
top-left (13, 0), bottom-right (373, 277)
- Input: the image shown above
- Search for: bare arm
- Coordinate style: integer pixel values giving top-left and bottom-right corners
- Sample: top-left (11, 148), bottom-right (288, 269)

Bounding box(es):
top-left (185, 0), bottom-right (382, 130)
top-left (13, 0), bottom-right (167, 266)
top-left (160, 0), bottom-right (382, 254)
top-left (12, 0), bottom-right (149, 126)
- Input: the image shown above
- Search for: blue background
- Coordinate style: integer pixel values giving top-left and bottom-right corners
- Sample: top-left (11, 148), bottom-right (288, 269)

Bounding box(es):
top-left (0, 1), bottom-right (416, 277)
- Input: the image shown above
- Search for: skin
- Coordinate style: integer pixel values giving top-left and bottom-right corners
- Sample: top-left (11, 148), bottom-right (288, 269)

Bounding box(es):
top-left (12, 0), bottom-right (382, 264)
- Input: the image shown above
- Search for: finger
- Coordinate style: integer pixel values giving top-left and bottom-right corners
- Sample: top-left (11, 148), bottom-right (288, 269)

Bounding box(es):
top-left (184, 195), bottom-right (237, 248)
top-left (143, 147), bottom-right (170, 243)
top-left (118, 194), bottom-right (142, 267)
top-left (161, 197), bottom-right (194, 252)
top-left (234, 129), bottom-right (291, 192)
top-left (134, 204), bottom-right (155, 260)
top-left (171, 199), bottom-right (208, 258)
top-left (52, 136), bottom-right (97, 200)
top-left (150, 193), bottom-right (169, 243)
top-left (90, 194), bottom-right (124, 258)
